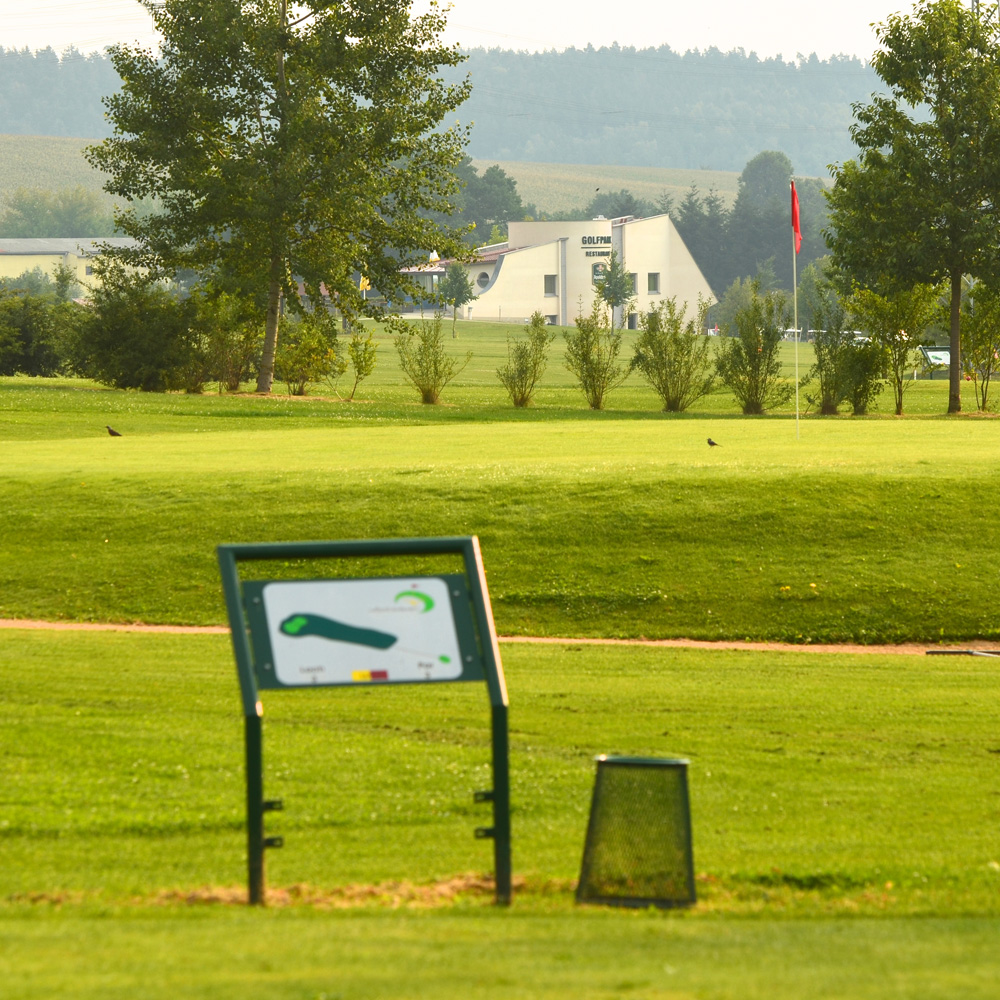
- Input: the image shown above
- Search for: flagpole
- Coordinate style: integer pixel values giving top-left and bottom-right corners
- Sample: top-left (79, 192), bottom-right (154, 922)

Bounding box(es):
top-left (793, 227), bottom-right (799, 441)
top-left (791, 182), bottom-right (800, 441)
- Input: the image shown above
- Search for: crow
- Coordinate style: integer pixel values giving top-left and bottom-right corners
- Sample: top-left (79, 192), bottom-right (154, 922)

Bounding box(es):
top-left (707, 437), bottom-right (720, 447)
top-left (106, 425), bottom-right (122, 437)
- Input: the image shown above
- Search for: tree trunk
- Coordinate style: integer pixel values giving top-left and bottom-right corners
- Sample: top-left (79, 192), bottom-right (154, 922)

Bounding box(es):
top-left (256, 261), bottom-right (283, 393)
top-left (949, 269), bottom-right (962, 413)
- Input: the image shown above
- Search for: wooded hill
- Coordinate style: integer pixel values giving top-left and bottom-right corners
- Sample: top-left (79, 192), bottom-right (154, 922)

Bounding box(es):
top-left (1, 44), bottom-right (877, 176)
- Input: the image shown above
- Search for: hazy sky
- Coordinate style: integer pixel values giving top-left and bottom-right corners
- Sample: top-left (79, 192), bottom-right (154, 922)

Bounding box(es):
top-left (2, 0), bottom-right (910, 62)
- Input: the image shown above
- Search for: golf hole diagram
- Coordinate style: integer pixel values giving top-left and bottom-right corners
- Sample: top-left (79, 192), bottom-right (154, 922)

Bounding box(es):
top-left (260, 577), bottom-right (464, 685)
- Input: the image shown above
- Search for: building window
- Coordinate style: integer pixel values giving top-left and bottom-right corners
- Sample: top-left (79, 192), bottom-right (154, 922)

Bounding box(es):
top-left (545, 315), bottom-right (558, 326)
top-left (477, 271), bottom-right (490, 288)
top-left (544, 273), bottom-right (557, 296)
top-left (85, 265), bottom-right (93, 276)
top-left (647, 272), bottom-right (660, 294)
top-left (627, 311), bottom-right (638, 330)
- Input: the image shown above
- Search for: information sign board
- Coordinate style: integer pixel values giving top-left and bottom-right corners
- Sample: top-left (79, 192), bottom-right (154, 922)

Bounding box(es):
top-left (243, 575), bottom-right (484, 687)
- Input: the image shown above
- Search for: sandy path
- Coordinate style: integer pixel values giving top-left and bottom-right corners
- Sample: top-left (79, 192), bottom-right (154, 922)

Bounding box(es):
top-left (2, 618), bottom-right (998, 656)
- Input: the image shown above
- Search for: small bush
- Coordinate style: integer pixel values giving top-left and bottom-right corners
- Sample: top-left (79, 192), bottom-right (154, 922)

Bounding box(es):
top-left (497, 311), bottom-right (554, 407)
top-left (275, 311), bottom-right (344, 396)
top-left (715, 282), bottom-right (794, 415)
top-left (630, 297), bottom-right (713, 412)
top-left (564, 298), bottom-right (629, 410)
top-left (344, 326), bottom-right (379, 401)
top-left (394, 315), bottom-right (471, 404)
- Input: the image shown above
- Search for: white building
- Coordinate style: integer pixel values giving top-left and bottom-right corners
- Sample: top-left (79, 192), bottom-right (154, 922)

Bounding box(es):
top-left (405, 215), bottom-right (714, 327)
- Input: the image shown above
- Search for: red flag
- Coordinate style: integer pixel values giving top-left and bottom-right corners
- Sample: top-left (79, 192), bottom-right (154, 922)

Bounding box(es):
top-left (790, 181), bottom-right (802, 254)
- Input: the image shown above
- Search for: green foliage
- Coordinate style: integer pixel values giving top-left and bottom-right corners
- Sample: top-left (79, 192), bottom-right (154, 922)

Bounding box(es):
top-left (594, 249), bottom-right (634, 320)
top-left (188, 288), bottom-right (262, 392)
top-left (274, 312), bottom-right (344, 397)
top-left (344, 326), bottom-right (378, 402)
top-left (563, 298), bottom-right (629, 409)
top-left (454, 160), bottom-right (529, 243)
top-left (584, 188), bottom-right (656, 219)
top-left (630, 297), bottom-right (714, 412)
top-left (438, 262), bottom-right (477, 339)
top-left (68, 264), bottom-right (198, 391)
top-left (496, 311), bottom-right (555, 407)
top-left (798, 259), bottom-right (887, 416)
top-left (0, 184), bottom-right (116, 238)
top-left (715, 282), bottom-right (794, 414)
top-left (826, 0), bottom-right (1000, 413)
top-left (962, 280), bottom-right (1000, 411)
top-left (0, 290), bottom-right (66, 377)
top-left (847, 283), bottom-right (941, 415)
top-left (87, 0), bottom-right (472, 394)
top-left (394, 315), bottom-right (472, 404)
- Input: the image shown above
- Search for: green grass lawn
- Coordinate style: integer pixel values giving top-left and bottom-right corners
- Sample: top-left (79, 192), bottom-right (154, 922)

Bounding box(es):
top-left (2, 630), bottom-right (999, 997)
top-left (1, 357), bottom-right (997, 643)
top-left (2, 349), bottom-right (999, 997)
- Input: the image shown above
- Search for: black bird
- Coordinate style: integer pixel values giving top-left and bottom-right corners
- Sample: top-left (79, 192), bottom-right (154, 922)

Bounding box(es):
top-left (707, 437), bottom-right (720, 447)
top-left (106, 425), bottom-right (122, 437)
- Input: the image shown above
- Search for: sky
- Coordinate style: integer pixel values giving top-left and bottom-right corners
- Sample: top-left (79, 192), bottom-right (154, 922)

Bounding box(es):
top-left (1, 0), bottom-right (912, 63)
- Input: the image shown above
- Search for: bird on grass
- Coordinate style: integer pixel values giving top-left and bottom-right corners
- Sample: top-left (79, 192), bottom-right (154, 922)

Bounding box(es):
top-left (106, 425), bottom-right (122, 437)
top-left (707, 438), bottom-right (720, 447)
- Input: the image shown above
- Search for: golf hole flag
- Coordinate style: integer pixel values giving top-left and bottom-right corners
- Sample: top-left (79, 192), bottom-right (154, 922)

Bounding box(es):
top-left (791, 181), bottom-right (802, 254)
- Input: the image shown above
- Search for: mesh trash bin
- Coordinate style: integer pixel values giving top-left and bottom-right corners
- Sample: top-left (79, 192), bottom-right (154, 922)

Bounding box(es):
top-left (576, 756), bottom-right (695, 908)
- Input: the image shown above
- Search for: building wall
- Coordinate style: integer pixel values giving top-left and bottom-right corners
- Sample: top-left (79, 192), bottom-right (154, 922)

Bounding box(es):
top-left (471, 216), bottom-right (713, 326)
top-left (0, 252), bottom-right (92, 286)
top-left (466, 241), bottom-right (564, 324)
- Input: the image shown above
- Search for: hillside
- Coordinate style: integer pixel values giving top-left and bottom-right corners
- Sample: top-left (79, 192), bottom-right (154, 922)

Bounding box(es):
top-left (0, 134), bottom-right (742, 218)
top-left (469, 159), bottom-right (741, 214)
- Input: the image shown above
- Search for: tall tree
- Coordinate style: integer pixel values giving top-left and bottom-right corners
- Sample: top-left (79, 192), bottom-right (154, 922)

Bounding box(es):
top-left (825, 0), bottom-right (1000, 413)
top-left (87, 0), bottom-right (471, 393)
top-left (0, 185), bottom-right (116, 238)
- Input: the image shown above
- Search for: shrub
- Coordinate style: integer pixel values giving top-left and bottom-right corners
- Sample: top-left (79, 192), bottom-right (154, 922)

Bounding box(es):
top-left (497, 311), bottom-right (554, 407)
top-left (564, 298), bottom-right (629, 410)
top-left (715, 282), bottom-right (794, 415)
top-left (394, 315), bottom-right (471, 404)
top-left (630, 297), bottom-right (713, 412)
top-left (962, 280), bottom-right (1000, 412)
top-left (274, 311), bottom-right (344, 396)
top-left (68, 263), bottom-right (198, 391)
top-left (344, 325), bottom-right (379, 401)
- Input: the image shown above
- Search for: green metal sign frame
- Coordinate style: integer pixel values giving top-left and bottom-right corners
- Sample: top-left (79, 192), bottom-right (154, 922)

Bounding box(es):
top-left (217, 536), bottom-right (511, 906)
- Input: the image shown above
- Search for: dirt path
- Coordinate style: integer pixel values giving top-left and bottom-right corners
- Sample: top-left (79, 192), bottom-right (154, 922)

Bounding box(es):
top-left (2, 618), bottom-right (998, 656)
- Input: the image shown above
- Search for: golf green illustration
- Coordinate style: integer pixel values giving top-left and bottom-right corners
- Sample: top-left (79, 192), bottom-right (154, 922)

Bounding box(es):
top-left (261, 577), bottom-right (463, 686)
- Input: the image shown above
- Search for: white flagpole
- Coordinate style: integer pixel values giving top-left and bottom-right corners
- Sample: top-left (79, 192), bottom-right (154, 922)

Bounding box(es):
top-left (792, 183), bottom-right (800, 440)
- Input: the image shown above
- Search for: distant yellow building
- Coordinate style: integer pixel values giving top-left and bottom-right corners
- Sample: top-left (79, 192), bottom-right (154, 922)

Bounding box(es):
top-left (0, 238), bottom-right (137, 290)
top-left (403, 215), bottom-right (714, 327)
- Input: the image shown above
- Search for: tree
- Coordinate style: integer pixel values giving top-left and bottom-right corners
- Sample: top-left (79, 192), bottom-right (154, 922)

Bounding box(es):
top-left (846, 283), bottom-right (941, 415)
top-left (715, 282), bottom-right (794, 414)
top-left (394, 316), bottom-right (471, 404)
top-left (87, 0), bottom-right (472, 395)
top-left (438, 263), bottom-right (476, 338)
top-left (497, 312), bottom-right (554, 407)
top-left (595, 249), bottom-right (634, 328)
top-left (0, 290), bottom-right (64, 376)
top-left (962, 280), bottom-right (1000, 411)
top-left (564, 298), bottom-right (629, 410)
top-left (584, 189), bottom-right (655, 220)
top-left (825, 0), bottom-right (1000, 414)
top-left (0, 185), bottom-right (116, 238)
top-left (630, 297), bottom-right (714, 412)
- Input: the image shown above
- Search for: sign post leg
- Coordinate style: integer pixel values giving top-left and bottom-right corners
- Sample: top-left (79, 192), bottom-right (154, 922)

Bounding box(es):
top-left (245, 711), bottom-right (265, 905)
top-left (491, 703), bottom-right (512, 905)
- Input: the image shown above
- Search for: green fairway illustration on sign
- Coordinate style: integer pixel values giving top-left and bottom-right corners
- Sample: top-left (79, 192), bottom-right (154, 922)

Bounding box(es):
top-left (244, 576), bottom-right (475, 687)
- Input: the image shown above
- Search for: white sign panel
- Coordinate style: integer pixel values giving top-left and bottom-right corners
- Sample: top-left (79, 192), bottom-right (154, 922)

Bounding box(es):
top-left (259, 577), bottom-right (464, 686)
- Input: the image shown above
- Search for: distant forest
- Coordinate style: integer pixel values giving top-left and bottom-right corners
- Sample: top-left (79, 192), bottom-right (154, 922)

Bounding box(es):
top-left (0, 44), bottom-right (878, 176)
